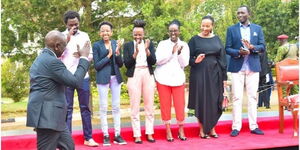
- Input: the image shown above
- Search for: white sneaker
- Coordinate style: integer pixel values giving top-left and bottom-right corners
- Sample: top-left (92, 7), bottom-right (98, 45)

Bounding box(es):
top-left (84, 138), bottom-right (99, 147)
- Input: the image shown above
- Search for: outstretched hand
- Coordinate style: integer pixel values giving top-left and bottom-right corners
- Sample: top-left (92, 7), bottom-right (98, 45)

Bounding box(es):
top-left (78, 41), bottom-right (90, 58)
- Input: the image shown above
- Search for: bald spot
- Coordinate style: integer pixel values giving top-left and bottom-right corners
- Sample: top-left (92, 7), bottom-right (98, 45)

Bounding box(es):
top-left (45, 30), bottom-right (66, 49)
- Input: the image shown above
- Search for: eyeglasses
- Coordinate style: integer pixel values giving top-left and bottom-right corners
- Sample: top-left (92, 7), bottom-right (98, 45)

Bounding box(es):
top-left (168, 30), bottom-right (179, 33)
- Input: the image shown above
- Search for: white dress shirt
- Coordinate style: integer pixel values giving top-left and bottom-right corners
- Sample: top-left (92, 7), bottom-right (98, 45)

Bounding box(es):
top-left (240, 22), bottom-right (251, 72)
top-left (154, 38), bottom-right (190, 86)
top-left (61, 30), bottom-right (92, 78)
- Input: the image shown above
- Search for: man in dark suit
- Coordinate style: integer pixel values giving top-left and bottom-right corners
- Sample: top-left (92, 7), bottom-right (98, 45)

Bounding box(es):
top-left (225, 5), bottom-right (266, 137)
top-left (26, 30), bottom-right (90, 150)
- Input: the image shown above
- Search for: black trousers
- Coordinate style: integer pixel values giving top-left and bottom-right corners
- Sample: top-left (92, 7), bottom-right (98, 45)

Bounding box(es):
top-left (36, 127), bottom-right (74, 150)
top-left (258, 75), bottom-right (270, 107)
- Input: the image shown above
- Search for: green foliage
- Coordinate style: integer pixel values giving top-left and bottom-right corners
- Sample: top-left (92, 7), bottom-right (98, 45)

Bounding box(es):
top-left (120, 83), bottom-right (130, 105)
top-left (254, 0), bottom-right (299, 60)
top-left (2, 0), bottom-right (299, 104)
top-left (1, 58), bottom-right (29, 102)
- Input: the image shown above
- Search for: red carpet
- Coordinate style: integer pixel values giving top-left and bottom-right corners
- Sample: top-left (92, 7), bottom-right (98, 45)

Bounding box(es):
top-left (2, 116), bottom-right (299, 150)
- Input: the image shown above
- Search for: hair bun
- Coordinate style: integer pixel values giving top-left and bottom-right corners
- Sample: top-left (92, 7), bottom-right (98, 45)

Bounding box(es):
top-left (133, 19), bottom-right (146, 28)
top-left (169, 19), bottom-right (181, 27)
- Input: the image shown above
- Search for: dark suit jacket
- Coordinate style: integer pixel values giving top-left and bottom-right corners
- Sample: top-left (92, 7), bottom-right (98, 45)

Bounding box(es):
top-left (225, 23), bottom-right (265, 72)
top-left (123, 41), bottom-right (156, 77)
top-left (92, 40), bottom-right (123, 84)
top-left (26, 48), bottom-right (89, 131)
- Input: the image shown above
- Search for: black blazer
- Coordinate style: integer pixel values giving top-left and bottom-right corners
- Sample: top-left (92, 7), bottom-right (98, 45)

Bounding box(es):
top-left (26, 48), bottom-right (89, 131)
top-left (123, 41), bottom-right (156, 77)
top-left (92, 40), bottom-right (123, 84)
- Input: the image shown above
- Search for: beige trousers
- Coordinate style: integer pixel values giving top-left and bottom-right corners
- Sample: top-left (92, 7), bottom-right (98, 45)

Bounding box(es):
top-left (127, 67), bottom-right (155, 137)
top-left (231, 71), bottom-right (259, 131)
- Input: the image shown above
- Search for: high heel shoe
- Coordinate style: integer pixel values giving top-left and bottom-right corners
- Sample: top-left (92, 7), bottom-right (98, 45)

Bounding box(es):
top-left (178, 135), bottom-right (187, 141)
top-left (200, 134), bottom-right (210, 139)
top-left (134, 137), bottom-right (143, 144)
top-left (146, 134), bottom-right (156, 143)
top-left (210, 134), bottom-right (219, 138)
top-left (166, 130), bottom-right (174, 142)
top-left (146, 137), bottom-right (156, 143)
top-left (167, 138), bottom-right (174, 142)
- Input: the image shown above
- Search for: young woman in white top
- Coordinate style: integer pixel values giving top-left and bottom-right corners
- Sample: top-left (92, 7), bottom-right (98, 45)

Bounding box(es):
top-left (154, 19), bottom-right (190, 142)
top-left (123, 19), bottom-right (157, 144)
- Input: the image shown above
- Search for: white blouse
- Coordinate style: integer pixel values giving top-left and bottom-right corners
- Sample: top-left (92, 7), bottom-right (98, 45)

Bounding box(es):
top-left (134, 40), bottom-right (148, 67)
top-left (154, 38), bottom-right (190, 86)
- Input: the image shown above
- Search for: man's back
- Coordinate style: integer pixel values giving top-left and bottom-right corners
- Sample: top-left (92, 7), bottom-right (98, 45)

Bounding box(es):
top-left (27, 48), bottom-right (89, 131)
top-left (275, 43), bottom-right (298, 62)
top-left (286, 43), bottom-right (298, 60)
top-left (27, 49), bottom-right (68, 131)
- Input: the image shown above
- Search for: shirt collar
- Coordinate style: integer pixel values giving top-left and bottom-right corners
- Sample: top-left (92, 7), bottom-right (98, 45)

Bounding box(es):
top-left (240, 22), bottom-right (251, 28)
top-left (45, 47), bottom-right (58, 58)
top-left (168, 38), bottom-right (182, 44)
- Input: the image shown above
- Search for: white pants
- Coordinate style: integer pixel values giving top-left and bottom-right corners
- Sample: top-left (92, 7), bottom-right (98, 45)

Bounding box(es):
top-left (97, 76), bottom-right (121, 136)
top-left (231, 71), bottom-right (259, 131)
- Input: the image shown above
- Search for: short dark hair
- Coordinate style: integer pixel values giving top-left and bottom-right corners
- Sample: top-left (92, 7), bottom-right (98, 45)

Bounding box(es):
top-left (202, 15), bottom-right (214, 25)
top-left (239, 5), bottom-right (251, 15)
top-left (98, 21), bottom-right (113, 30)
top-left (133, 19), bottom-right (146, 29)
top-left (63, 10), bottom-right (80, 24)
top-left (168, 19), bottom-right (181, 30)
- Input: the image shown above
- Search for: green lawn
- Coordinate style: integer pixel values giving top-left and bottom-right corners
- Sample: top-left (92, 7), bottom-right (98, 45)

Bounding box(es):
top-left (1, 97), bottom-right (28, 118)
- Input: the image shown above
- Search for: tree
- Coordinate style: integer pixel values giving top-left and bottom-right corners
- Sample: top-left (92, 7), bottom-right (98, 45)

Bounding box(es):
top-left (1, 58), bottom-right (29, 102)
top-left (255, 0), bottom-right (299, 60)
top-left (2, 0), bottom-right (298, 101)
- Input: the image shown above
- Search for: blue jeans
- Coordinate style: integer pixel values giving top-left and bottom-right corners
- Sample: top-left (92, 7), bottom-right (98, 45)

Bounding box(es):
top-left (65, 78), bottom-right (92, 141)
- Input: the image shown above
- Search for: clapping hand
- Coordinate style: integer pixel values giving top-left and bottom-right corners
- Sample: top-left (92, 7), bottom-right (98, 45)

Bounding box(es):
top-left (144, 39), bottom-right (151, 56)
top-left (172, 43), bottom-right (183, 55)
top-left (195, 53), bottom-right (205, 63)
top-left (107, 43), bottom-right (113, 58)
top-left (73, 51), bottom-right (80, 58)
top-left (241, 39), bottom-right (254, 50)
top-left (177, 45), bottom-right (183, 55)
top-left (116, 39), bottom-right (124, 56)
top-left (239, 47), bottom-right (250, 55)
top-left (77, 41), bottom-right (90, 58)
top-left (133, 40), bottom-right (139, 59)
top-left (145, 39), bottom-right (150, 49)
